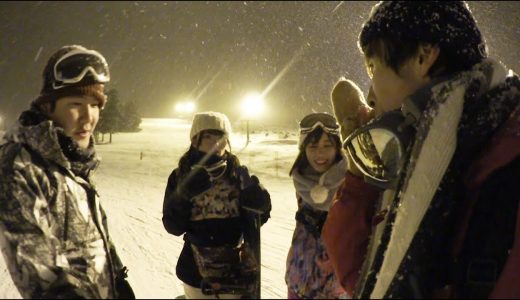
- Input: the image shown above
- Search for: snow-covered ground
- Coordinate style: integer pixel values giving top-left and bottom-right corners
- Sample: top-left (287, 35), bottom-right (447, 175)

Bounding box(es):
top-left (0, 118), bottom-right (301, 299)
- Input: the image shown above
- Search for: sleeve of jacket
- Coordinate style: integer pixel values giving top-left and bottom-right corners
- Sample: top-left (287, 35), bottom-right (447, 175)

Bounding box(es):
top-left (487, 153), bottom-right (520, 299)
top-left (0, 158), bottom-right (101, 298)
top-left (490, 203), bottom-right (520, 299)
top-left (162, 169), bottom-right (192, 236)
top-left (321, 172), bottom-right (381, 297)
top-left (256, 182), bottom-right (272, 226)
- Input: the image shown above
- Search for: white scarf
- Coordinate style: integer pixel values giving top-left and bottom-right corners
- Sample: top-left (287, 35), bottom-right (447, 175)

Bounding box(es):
top-left (292, 158), bottom-right (347, 211)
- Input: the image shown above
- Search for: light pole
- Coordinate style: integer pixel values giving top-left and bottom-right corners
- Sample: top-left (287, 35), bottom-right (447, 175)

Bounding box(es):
top-left (246, 119), bottom-right (250, 145)
top-left (241, 92), bottom-right (265, 146)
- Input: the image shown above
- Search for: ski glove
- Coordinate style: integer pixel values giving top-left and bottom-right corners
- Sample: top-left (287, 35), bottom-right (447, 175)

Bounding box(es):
top-left (177, 165), bottom-right (212, 200)
top-left (237, 166), bottom-right (271, 215)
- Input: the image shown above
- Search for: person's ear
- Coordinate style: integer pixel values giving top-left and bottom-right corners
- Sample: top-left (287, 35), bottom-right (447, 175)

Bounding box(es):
top-left (417, 44), bottom-right (440, 78)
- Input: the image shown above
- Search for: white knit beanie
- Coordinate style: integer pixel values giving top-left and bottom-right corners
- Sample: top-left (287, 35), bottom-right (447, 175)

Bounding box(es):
top-left (190, 111), bottom-right (232, 140)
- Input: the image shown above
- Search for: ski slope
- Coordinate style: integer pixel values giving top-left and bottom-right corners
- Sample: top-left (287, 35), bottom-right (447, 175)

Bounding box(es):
top-left (0, 118), bottom-right (300, 299)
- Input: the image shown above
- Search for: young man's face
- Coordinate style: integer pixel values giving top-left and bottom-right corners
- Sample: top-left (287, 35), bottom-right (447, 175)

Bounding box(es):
top-left (365, 55), bottom-right (428, 116)
top-left (49, 95), bottom-right (100, 149)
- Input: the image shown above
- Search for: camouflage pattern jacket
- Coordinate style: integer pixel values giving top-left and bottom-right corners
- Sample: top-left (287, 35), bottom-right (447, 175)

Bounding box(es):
top-left (0, 109), bottom-right (124, 298)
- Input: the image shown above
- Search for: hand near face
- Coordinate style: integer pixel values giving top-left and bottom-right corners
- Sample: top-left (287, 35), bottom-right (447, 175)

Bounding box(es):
top-left (331, 79), bottom-right (374, 142)
top-left (331, 78), bottom-right (375, 177)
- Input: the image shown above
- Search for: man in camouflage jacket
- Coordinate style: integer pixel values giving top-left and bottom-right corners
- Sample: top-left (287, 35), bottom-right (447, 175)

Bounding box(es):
top-left (0, 45), bottom-right (134, 299)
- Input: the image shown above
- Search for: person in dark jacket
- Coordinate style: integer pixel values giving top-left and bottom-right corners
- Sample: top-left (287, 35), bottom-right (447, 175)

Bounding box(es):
top-left (162, 111), bottom-right (271, 299)
top-left (323, 1), bottom-right (520, 299)
top-left (0, 45), bottom-right (134, 299)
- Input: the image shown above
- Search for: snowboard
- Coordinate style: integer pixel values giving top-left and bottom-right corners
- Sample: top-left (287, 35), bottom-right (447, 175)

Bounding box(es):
top-left (240, 205), bottom-right (262, 299)
top-left (198, 207), bottom-right (261, 298)
top-left (199, 165), bottom-right (263, 299)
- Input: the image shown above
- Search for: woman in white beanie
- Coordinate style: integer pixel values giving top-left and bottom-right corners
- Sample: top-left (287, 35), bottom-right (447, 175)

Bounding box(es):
top-left (162, 111), bottom-right (271, 299)
top-left (285, 112), bottom-right (348, 299)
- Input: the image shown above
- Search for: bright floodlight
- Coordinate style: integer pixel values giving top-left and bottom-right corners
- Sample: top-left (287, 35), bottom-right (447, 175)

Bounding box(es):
top-left (184, 101), bottom-right (195, 113)
top-left (175, 101), bottom-right (196, 114)
top-left (174, 103), bottom-right (184, 113)
top-left (241, 92), bottom-right (265, 120)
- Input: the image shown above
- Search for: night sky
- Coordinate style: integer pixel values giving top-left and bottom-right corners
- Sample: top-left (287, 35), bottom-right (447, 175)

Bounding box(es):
top-left (1, 1), bottom-right (520, 128)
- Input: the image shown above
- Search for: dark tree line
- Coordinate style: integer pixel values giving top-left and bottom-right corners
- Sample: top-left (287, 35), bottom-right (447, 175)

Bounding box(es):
top-left (95, 89), bottom-right (142, 143)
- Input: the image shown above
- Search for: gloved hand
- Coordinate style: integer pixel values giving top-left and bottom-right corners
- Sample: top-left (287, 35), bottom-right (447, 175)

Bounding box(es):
top-left (178, 165), bottom-right (212, 199)
top-left (331, 79), bottom-right (375, 178)
top-left (236, 166), bottom-right (271, 215)
top-left (331, 78), bottom-right (374, 142)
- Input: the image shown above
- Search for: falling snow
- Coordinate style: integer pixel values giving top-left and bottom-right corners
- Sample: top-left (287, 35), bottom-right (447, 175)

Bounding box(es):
top-left (0, 2), bottom-right (520, 297)
top-left (0, 2), bottom-right (515, 127)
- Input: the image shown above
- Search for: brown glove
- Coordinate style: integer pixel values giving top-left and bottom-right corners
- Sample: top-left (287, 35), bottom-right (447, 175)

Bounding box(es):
top-left (331, 78), bottom-right (374, 141)
top-left (331, 78), bottom-right (375, 177)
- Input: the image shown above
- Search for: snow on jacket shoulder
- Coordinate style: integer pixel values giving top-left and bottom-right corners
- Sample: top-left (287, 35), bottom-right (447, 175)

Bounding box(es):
top-left (0, 117), bottom-right (120, 298)
top-left (321, 172), bottom-right (381, 296)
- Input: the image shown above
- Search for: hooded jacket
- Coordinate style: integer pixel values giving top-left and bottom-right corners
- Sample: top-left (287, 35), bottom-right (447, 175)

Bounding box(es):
top-left (0, 108), bottom-right (128, 299)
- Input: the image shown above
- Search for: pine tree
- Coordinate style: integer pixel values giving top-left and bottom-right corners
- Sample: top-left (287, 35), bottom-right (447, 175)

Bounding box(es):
top-left (96, 89), bottom-right (123, 143)
top-left (120, 99), bottom-right (142, 132)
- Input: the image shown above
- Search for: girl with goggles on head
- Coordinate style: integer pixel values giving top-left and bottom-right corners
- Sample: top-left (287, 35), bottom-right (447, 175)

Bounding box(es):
top-left (285, 112), bottom-right (348, 299)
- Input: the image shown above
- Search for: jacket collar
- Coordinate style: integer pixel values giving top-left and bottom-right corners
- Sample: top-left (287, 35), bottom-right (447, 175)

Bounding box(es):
top-left (3, 107), bottom-right (100, 176)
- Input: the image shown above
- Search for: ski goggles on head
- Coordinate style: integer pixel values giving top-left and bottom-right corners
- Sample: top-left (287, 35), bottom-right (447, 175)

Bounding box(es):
top-left (343, 109), bottom-right (416, 189)
top-left (52, 49), bottom-right (110, 90)
top-left (299, 112), bottom-right (340, 135)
